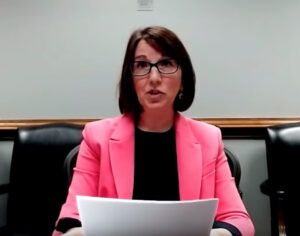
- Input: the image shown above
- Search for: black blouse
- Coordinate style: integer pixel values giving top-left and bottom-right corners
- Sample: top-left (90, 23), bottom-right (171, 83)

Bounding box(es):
top-left (133, 125), bottom-right (180, 201)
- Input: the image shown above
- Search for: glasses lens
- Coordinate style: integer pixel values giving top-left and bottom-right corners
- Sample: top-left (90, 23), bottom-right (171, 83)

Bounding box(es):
top-left (131, 61), bottom-right (150, 76)
top-left (157, 59), bottom-right (178, 74)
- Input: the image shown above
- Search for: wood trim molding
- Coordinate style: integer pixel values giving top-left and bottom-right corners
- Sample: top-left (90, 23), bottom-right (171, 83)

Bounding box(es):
top-left (194, 117), bottom-right (300, 128)
top-left (1, 117), bottom-right (300, 130)
top-left (0, 119), bottom-right (92, 130)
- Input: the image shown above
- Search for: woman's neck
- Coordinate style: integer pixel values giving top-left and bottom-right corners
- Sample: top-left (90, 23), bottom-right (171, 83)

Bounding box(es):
top-left (137, 109), bottom-right (175, 132)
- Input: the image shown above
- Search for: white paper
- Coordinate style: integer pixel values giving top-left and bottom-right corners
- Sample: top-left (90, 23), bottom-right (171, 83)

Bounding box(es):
top-left (77, 196), bottom-right (218, 236)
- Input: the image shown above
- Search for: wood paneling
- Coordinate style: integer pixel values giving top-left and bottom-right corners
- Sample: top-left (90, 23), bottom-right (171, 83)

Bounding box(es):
top-left (0, 119), bottom-right (90, 130)
top-left (194, 117), bottom-right (300, 128)
top-left (1, 117), bottom-right (300, 130)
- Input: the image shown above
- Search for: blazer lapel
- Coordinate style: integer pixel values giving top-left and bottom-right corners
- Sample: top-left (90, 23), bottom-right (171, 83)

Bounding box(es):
top-left (109, 115), bottom-right (135, 199)
top-left (175, 114), bottom-right (203, 200)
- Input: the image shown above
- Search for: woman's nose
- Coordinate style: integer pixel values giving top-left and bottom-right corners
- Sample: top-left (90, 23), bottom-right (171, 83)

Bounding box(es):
top-left (148, 66), bottom-right (162, 84)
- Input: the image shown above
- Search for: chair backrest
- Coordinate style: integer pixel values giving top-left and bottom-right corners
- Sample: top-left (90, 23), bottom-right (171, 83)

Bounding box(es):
top-left (265, 122), bottom-right (300, 192)
top-left (224, 147), bottom-right (242, 197)
top-left (64, 144), bottom-right (80, 187)
top-left (263, 122), bottom-right (300, 236)
top-left (7, 123), bottom-right (83, 236)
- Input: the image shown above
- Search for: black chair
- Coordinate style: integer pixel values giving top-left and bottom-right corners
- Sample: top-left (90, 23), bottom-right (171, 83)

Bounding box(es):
top-left (64, 145), bottom-right (243, 197)
top-left (260, 122), bottom-right (300, 236)
top-left (0, 123), bottom-right (83, 236)
top-left (64, 144), bottom-right (80, 187)
top-left (224, 147), bottom-right (243, 198)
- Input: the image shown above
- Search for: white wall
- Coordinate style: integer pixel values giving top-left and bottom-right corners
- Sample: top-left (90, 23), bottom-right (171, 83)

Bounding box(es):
top-left (1, 0), bottom-right (300, 119)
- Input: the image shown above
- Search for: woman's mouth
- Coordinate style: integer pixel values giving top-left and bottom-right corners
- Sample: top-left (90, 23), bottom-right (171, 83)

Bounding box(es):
top-left (147, 90), bottom-right (163, 101)
top-left (149, 90), bottom-right (160, 95)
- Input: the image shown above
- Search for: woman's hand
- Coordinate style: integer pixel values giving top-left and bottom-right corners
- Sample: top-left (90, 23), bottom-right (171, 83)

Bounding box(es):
top-left (63, 227), bottom-right (85, 236)
top-left (210, 228), bottom-right (233, 236)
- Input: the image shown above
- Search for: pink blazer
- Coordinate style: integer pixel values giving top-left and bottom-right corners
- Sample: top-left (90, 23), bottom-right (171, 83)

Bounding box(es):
top-left (54, 113), bottom-right (254, 236)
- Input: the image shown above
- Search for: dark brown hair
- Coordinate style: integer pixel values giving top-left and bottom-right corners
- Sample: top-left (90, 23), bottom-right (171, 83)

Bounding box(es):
top-left (118, 26), bottom-right (195, 115)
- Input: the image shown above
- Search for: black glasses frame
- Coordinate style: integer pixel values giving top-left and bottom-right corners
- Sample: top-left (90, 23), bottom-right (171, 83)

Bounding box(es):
top-left (130, 59), bottom-right (179, 76)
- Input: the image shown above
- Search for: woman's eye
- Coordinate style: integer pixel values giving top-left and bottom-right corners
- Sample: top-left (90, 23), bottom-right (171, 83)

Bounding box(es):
top-left (136, 61), bottom-right (149, 68)
top-left (159, 59), bottom-right (173, 67)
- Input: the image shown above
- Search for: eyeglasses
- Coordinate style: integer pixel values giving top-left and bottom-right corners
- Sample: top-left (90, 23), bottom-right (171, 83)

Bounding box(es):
top-left (130, 59), bottom-right (179, 76)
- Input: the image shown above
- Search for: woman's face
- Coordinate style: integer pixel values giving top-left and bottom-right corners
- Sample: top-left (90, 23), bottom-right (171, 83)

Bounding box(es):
top-left (132, 40), bottom-right (182, 113)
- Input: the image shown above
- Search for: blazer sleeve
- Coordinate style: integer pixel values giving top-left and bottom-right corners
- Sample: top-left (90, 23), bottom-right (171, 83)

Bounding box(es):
top-left (53, 123), bottom-right (101, 234)
top-left (214, 128), bottom-right (255, 236)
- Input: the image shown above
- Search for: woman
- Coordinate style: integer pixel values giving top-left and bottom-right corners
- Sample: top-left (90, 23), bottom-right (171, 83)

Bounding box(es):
top-left (53, 26), bottom-right (255, 236)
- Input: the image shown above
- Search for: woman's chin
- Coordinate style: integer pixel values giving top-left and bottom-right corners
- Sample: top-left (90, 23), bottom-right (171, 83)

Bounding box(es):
top-left (142, 102), bottom-right (173, 113)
